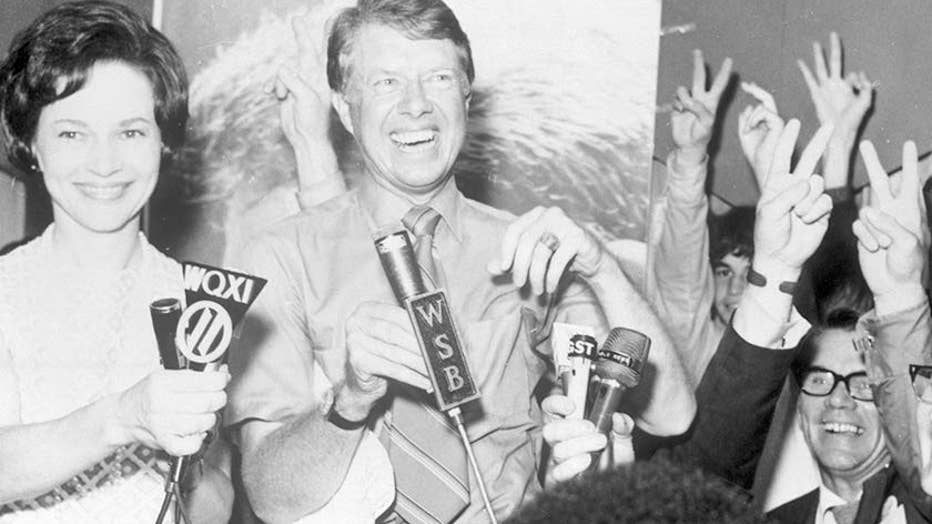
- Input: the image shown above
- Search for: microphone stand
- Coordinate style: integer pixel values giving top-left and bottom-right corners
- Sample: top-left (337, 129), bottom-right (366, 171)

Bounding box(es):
top-left (155, 457), bottom-right (189, 524)
top-left (448, 407), bottom-right (497, 524)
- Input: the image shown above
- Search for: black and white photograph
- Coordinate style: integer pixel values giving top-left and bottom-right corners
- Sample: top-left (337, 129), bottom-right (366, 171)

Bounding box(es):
top-left (2, 1), bottom-right (932, 523)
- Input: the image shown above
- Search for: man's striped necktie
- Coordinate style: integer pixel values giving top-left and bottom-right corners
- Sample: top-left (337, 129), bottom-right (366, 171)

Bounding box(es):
top-left (379, 205), bottom-right (470, 523)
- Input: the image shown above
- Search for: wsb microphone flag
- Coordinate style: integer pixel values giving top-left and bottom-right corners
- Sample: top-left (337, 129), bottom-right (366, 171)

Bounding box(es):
top-left (375, 230), bottom-right (480, 412)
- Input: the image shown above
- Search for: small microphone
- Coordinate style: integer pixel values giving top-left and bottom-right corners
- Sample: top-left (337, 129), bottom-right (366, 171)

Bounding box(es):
top-left (585, 327), bottom-right (650, 472)
top-left (552, 323), bottom-right (597, 420)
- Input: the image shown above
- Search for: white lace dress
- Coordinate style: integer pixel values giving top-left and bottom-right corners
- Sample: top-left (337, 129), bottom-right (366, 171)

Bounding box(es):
top-left (0, 226), bottom-right (183, 524)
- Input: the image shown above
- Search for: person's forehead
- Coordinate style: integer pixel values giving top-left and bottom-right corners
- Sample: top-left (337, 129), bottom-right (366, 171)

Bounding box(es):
top-left (714, 253), bottom-right (750, 271)
top-left (349, 23), bottom-right (463, 73)
top-left (810, 328), bottom-right (863, 372)
top-left (42, 61), bottom-right (155, 122)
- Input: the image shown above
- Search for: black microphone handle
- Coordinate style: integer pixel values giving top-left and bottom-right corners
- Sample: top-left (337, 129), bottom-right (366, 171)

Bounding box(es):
top-left (149, 298), bottom-right (188, 500)
top-left (150, 298), bottom-right (183, 370)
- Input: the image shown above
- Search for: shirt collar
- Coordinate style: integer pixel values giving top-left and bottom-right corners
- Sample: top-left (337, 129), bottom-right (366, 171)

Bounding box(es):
top-left (357, 173), bottom-right (465, 243)
top-left (816, 483), bottom-right (859, 524)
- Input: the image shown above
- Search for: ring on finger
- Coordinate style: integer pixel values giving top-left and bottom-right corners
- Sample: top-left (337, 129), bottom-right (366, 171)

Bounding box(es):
top-left (538, 232), bottom-right (560, 252)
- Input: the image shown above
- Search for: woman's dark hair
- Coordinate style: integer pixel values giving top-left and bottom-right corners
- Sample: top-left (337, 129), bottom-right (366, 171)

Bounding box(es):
top-left (326, 0), bottom-right (474, 94)
top-left (0, 0), bottom-right (188, 174)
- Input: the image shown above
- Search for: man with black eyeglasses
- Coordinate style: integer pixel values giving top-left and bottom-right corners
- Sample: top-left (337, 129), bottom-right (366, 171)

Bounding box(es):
top-left (768, 140), bottom-right (932, 523)
top-left (768, 313), bottom-right (892, 523)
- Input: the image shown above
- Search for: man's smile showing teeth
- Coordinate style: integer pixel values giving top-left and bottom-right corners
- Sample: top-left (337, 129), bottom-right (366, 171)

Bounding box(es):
top-left (76, 183), bottom-right (129, 200)
top-left (822, 421), bottom-right (864, 435)
top-left (390, 130), bottom-right (437, 150)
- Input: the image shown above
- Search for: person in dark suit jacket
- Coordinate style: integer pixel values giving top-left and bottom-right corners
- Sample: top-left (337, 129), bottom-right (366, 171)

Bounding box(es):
top-left (767, 139), bottom-right (932, 524)
top-left (536, 128), bottom-right (932, 523)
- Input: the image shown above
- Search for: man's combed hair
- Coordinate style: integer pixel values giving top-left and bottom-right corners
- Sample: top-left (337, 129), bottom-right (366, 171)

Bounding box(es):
top-left (0, 0), bottom-right (188, 174)
top-left (791, 303), bottom-right (867, 380)
top-left (326, 0), bottom-right (475, 94)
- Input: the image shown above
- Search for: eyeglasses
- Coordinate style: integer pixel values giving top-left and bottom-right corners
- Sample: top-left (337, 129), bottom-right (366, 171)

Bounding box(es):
top-left (799, 367), bottom-right (873, 401)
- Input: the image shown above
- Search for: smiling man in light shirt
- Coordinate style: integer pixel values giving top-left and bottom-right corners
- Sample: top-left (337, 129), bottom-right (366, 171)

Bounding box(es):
top-left (225, 0), bottom-right (694, 522)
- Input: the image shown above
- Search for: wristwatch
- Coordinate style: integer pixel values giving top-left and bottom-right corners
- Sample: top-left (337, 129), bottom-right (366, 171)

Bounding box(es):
top-left (747, 267), bottom-right (797, 295)
top-left (327, 400), bottom-right (369, 430)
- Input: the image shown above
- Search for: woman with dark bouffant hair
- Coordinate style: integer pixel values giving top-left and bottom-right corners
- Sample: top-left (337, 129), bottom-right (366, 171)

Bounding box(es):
top-left (0, 2), bottom-right (231, 522)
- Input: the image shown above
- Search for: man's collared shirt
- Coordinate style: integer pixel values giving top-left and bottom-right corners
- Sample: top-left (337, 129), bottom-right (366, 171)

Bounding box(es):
top-left (227, 176), bottom-right (608, 522)
top-left (816, 484), bottom-right (855, 524)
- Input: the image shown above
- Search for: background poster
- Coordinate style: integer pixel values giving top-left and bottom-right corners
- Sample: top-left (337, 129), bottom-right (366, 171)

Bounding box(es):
top-left (153, 0), bottom-right (661, 265)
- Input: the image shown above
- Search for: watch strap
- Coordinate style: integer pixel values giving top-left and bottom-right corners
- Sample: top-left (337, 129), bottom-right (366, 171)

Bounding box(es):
top-left (747, 267), bottom-right (797, 295)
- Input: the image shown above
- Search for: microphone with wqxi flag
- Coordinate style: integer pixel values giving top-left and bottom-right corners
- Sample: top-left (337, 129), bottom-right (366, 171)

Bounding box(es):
top-left (373, 229), bottom-right (497, 524)
top-left (585, 327), bottom-right (650, 474)
top-left (150, 262), bottom-right (266, 524)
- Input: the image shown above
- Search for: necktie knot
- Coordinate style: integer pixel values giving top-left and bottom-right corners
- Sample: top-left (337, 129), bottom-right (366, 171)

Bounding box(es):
top-left (402, 206), bottom-right (442, 239)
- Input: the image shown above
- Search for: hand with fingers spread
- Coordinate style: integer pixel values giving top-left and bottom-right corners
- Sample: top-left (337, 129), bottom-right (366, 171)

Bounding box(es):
top-left (269, 9), bottom-right (345, 203)
top-left (541, 394), bottom-right (634, 487)
top-left (853, 141), bottom-right (927, 314)
top-left (737, 82), bottom-right (784, 190)
top-left (798, 32), bottom-right (874, 145)
top-left (670, 49), bottom-right (732, 167)
top-left (798, 32), bottom-right (873, 191)
top-left (488, 206), bottom-right (604, 296)
top-left (271, 10), bottom-right (332, 147)
top-left (753, 120), bottom-right (835, 278)
top-left (116, 367), bottom-right (230, 457)
top-left (337, 302), bottom-right (431, 422)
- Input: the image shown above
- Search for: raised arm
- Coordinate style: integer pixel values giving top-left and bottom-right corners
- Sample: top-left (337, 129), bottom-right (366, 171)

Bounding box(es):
top-left (853, 140), bottom-right (932, 513)
top-left (491, 205), bottom-right (695, 437)
top-left (798, 32), bottom-right (873, 195)
top-left (652, 50), bottom-right (732, 385)
top-left (270, 10), bottom-right (347, 210)
top-left (677, 120), bottom-right (834, 488)
top-left (737, 81), bottom-right (784, 191)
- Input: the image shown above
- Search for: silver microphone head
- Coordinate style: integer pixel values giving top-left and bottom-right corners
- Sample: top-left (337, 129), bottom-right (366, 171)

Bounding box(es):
top-left (594, 327), bottom-right (650, 389)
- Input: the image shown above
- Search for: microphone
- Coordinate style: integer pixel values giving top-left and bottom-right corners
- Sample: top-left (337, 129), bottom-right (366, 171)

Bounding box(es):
top-left (149, 298), bottom-right (188, 524)
top-left (151, 298), bottom-right (184, 370)
top-left (551, 322), bottom-right (597, 420)
top-left (374, 229), bottom-right (495, 523)
top-left (150, 263), bottom-right (268, 524)
top-left (585, 327), bottom-right (650, 471)
top-left (374, 230), bottom-right (479, 410)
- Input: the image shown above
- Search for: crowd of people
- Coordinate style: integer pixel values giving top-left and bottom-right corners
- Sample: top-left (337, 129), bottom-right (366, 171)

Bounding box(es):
top-left (0, 1), bottom-right (931, 523)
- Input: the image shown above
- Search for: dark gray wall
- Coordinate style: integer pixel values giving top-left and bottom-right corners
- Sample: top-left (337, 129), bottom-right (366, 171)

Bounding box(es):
top-left (656, 0), bottom-right (930, 206)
